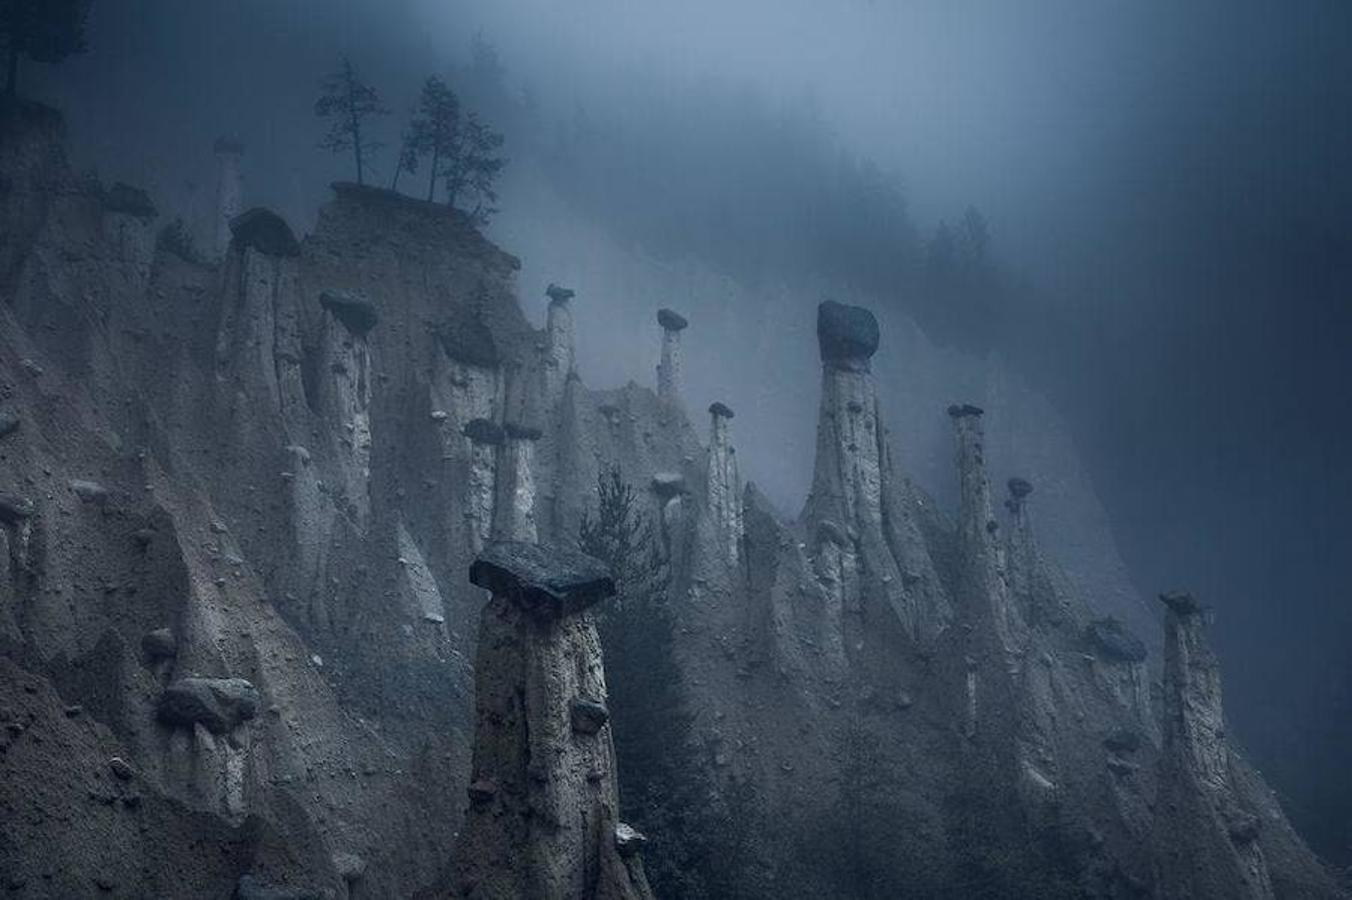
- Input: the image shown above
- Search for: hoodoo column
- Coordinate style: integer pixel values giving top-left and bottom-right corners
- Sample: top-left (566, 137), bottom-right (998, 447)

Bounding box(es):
top-left (949, 403), bottom-right (1023, 659)
top-left (1155, 591), bottom-right (1275, 900)
top-left (449, 542), bottom-right (655, 900)
top-left (706, 401), bottom-right (742, 564)
top-left (213, 137), bottom-right (243, 259)
top-left (655, 307), bottom-right (688, 406)
top-left (495, 423), bottom-right (541, 544)
top-left (544, 283), bottom-right (575, 402)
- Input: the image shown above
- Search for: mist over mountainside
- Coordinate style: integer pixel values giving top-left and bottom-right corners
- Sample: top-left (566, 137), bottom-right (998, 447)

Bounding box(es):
top-left (6, 0), bottom-right (1351, 892)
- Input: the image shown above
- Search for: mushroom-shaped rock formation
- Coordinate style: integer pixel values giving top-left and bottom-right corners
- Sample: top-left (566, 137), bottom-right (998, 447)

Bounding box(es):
top-left (817, 299), bottom-right (880, 369)
top-left (319, 290), bottom-right (379, 335)
top-left (463, 418), bottom-right (505, 445)
top-left (436, 314), bottom-right (500, 369)
top-left (1160, 589), bottom-right (1202, 616)
top-left (803, 300), bottom-right (951, 644)
top-left (655, 309), bottom-right (689, 406)
top-left (469, 542), bottom-right (615, 618)
top-left (656, 308), bottom-right (688, 332)
top-left (102, 182), bottom-right (157, 219)
top-left (706, 402), bottom-right (743, 564)
top-left (951, 401), bottom-right (1024, 659)
top-left (156, 677), bottom-right (260, 734)
top-left (450, 543), bottom-right (655, 900)
top-left (650, 472), bottom-right (686, 500)
top-left (228, 208), bottom-right (300, 258)
top-left (946, 402), bottom-right (985, 418)
top-left (1005, 476), bottom-right (1034, 515)
top-left (544, 285), bottom-right (577, 399)
top-left (545, 283), bottom-right (575, 304)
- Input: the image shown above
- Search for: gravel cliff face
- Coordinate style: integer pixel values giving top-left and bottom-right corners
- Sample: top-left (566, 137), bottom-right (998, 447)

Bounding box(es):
top-left (0, 102), bottom-right (1343, 899)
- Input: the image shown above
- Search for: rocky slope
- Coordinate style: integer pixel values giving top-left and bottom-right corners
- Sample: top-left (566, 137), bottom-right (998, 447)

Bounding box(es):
top-left (0, 100), bottom-right (1344, 898)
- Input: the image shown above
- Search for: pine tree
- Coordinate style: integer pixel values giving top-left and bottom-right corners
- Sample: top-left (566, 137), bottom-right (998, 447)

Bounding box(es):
top-left (315, 55), bottom-right (387, 186)
top-left (1, 0), bottom-right (91, 98)
top-left (390, 125), bottom-right (419, 191)
top-left (443, 111), bottom-right (505, 226)
top-left (408, 74), bottom-right (460, 203)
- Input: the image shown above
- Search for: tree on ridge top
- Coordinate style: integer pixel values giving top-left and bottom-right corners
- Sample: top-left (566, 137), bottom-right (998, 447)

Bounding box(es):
top-left (315, 55), bottom-right (388, 186)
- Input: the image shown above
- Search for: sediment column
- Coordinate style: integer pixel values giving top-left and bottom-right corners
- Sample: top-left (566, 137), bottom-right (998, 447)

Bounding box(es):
top-left (544, 283), bottom-right (575, 402)
top-left (463, 419), bottom-right (504, 554)
top-left (706, 401), bottom-right (742, 564)
top-left (213, 137), bottom-right (244, 259)
top-left (495, 423), bottom-right (542, 543)
top-left (453, 542), bottom-right (655, 900)
top-left (949, 403), bottom-right (1023, 658)
top-left (655, 308), bottom-right (688, 406)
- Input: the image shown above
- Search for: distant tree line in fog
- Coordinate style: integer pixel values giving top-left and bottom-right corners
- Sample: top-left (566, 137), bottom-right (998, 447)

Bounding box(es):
top-left (436, 37), bottom-right (1070, 372)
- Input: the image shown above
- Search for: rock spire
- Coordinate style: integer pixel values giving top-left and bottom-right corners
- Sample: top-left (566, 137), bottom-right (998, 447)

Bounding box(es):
top-left (450, 543), bottom-right (655, 900)
top-left (213, 136), bottom-right (243, 259)
top-left (655, 307), bottom-right (687, 406)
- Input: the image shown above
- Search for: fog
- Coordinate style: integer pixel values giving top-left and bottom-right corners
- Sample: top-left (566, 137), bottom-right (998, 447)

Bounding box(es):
top-left (28, 0), bottom-right (1352, 864)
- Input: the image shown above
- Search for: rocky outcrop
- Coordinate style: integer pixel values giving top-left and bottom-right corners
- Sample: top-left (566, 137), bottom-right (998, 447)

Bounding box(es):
top-left (447, 542), bottom-right (654, 900)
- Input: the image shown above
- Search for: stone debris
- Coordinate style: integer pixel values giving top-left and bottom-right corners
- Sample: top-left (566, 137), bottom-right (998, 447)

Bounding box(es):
top-left (650, 472), bottom-right (686, 499)
top-left (101, 182), bottom-right (157, 219)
